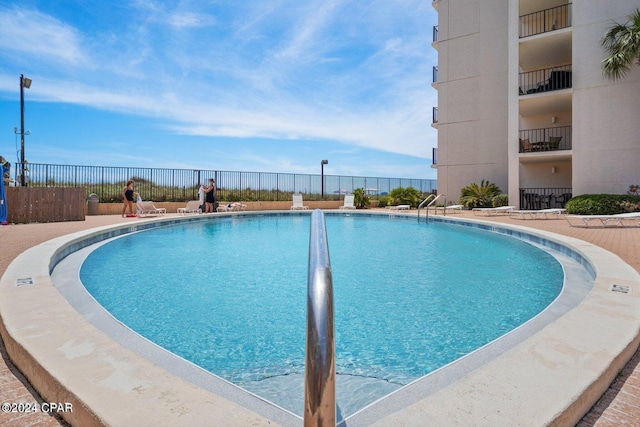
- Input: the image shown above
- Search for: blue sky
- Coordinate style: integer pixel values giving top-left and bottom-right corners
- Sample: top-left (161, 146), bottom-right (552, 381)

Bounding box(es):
top-left (0, 1), bottom-right (438, 179)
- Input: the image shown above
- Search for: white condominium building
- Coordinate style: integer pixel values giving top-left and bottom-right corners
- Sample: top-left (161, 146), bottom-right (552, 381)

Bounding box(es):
top-left (431, 0), bottom-right (640, 209)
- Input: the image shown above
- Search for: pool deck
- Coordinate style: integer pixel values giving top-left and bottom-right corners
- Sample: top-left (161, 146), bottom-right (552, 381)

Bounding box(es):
top-left (0, 211), bottom-right (639, 426)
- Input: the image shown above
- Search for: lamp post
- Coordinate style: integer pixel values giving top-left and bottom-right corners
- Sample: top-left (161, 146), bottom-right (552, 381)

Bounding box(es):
top-left (321, 159), bottom-right (328, 200)
top-left (19, 74), bottom-right (32, 187)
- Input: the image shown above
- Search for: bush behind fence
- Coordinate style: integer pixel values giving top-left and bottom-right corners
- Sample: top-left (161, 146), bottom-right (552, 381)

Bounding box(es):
top-left (16, 163), bottom-right (437, 203)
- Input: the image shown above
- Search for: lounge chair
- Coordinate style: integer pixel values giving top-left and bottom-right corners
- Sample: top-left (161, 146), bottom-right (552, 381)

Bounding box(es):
top-left (136, 195), bottom-right (166, 217)
top-left (565, 212), bottom-right (640, 228)
top-left (386, 204), bottom-right (411, 210)
top-left (290, 194), bottom-right (309, 210)
top-left (339, 194), bottom-right (356, 210)
top-left (217, 202), bottom-right (247, 212)
top-left (528, 70), bottom-right (572, 93)
top-left (434, 204), bottom-right (464, 214)
top-left (509, 208), bottom-right (566, 220)
top-left (177, 200), bottom-right (202, 215)
top-left (472, 206), bottom-right (515, 216)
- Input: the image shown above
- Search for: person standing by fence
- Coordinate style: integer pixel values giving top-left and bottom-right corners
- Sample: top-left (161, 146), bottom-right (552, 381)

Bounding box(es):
top-left (122, 180), bottom-right (135, 217)
top-left (203, 178), bottom-right (216, 213)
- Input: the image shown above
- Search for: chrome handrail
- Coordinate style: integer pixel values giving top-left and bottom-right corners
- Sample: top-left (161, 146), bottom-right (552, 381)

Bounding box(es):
top-left (304, 209), bottom-right (336, 426)
top-left (418, 194), bottom-right (444, 221)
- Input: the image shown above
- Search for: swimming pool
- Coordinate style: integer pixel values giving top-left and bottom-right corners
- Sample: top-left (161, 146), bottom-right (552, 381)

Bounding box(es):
top-left (5, 211), bottom-right (638, 426)
top-left (79, 213), bottom-right (564, 418)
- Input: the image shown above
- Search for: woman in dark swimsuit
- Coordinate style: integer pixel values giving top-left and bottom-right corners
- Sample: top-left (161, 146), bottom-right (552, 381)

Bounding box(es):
top-left (122, 180), bottom-right (135, 217)
top-left (203, 178), bottom-right (216, 213)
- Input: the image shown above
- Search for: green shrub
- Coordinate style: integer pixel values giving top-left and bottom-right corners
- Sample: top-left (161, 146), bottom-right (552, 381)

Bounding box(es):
top-left (460, 180), bottom-right (502, 208)
top-left (492, 194), bottom-right (509, 207)
top-left (377, 195), bottom-right (392, 208)
top-left (388, 187), bottom-right (422, 208)
top-left (565, 194), bottom-right (640, 215)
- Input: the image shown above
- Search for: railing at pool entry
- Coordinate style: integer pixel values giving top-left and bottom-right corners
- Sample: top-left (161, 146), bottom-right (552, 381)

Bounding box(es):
top-left (418, 193), bottom-right (445, 221)
top-left (304, 209), bottom-right (336, 426)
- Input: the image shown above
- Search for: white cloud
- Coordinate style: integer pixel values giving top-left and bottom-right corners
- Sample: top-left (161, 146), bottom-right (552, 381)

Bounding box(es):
top-left (272, 0), bottom-right (341, 61)
top-left (0, 6), bottom-right (85, 65)
top-left (168, 12), bottom-right (216, 28)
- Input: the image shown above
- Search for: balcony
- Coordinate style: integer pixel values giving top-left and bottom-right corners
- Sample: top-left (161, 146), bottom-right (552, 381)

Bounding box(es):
top-left (520, 3), bottom-right (572, 38)
top-left (519, 126), bottom-right (571, 153)
top-left (519, 28), bottom-right (571, 71)
top-left (432, 107), bottom-right (438, 125)
top-left (432, 147), bottom-right (438, 166)
top-left (433, 25), bottom-right (438, 43)
top-left (520, 65), bottom-right (571, 95)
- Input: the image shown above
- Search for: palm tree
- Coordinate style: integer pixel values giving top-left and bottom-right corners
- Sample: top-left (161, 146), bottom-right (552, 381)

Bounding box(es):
top-left (601, 8), bottom-right (640, 81)
top-left (352, 188), bottom-right (370, 209)
top-left (459, 179), bottom-right (502, 209)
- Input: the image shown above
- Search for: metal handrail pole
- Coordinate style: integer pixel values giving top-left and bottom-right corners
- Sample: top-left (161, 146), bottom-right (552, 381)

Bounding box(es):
top-left (418, 193), bottom-right (444, 221)
top-left (304, 210), bottom-right (336, 426)
top-left (417, 194), bottom-right (434, 220)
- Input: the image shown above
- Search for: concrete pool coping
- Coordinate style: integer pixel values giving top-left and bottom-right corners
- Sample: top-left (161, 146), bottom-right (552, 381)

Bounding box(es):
top-left (49, 212), bottom-right (594, 424)
top-left (1, 211), bottom-right (639, 426)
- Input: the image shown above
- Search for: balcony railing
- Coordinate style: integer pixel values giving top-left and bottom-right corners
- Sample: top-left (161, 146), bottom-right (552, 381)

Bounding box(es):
top-left (432, 66), bottom-right (438, 84)
top-left (432, 107), bottom-right (438, 124)
top-left (432, 147), bottom-right (438, 166)
top-left (433, 25), bottom-right (438, 43)
top-left (520, 188), bottom-right (573, 210)
top-left (520, 3), bottom-right (572, 38)
top-left (520, 65), bottom-right (572, 95)
top-left (519, 126), bottom-right (572, 153)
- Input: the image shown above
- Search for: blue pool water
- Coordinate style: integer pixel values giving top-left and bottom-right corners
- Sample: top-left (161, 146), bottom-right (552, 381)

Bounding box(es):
top-left (79, 214), bottom-right (563, 417)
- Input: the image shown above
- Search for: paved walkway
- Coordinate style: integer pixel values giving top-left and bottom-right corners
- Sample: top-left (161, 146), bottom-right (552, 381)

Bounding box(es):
top-left (0, 213), bottom-right (638, 426)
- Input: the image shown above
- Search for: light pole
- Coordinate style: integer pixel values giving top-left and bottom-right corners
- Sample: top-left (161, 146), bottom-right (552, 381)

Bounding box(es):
top-left (321, 159), bottom-right (328, 200)
top-left (19, 74), bottom-right (32, 187)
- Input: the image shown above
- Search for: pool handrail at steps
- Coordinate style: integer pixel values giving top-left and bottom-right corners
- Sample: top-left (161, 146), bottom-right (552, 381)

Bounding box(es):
top-left (304, 209), bottom-right (336, 426)
top-left (418, 194), bottom-right (445, 221)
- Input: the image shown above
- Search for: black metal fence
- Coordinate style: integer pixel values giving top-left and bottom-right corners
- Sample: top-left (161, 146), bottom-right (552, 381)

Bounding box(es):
top-left (12, 163), bottom-right (437, 203)
top-left (519, 65), bottom-right (572, 95)
top-left (520, 188), bottom-right (573, 210)
top-left (519, 126), bottom-right (572, 152)
top-left (519, 3), bottom-right (572, 38)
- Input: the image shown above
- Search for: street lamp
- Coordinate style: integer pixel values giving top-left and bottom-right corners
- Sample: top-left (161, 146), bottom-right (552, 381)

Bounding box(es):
top-left (321, 159), bottom-right (328, 200)
top-left (19, 74), bottom-right (32, 186)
